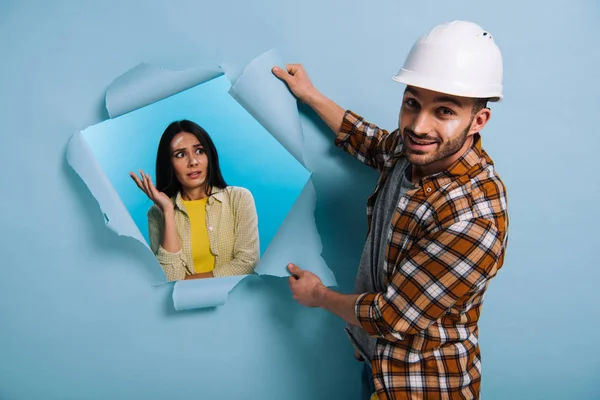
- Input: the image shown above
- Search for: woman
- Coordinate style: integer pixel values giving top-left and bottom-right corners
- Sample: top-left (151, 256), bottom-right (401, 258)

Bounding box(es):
top-left (129, 120), bottom-right (259, 282)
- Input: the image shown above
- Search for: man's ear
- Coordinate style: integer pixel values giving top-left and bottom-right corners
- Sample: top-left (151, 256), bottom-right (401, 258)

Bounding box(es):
top-left (469, 108), bottom-right (491, 136)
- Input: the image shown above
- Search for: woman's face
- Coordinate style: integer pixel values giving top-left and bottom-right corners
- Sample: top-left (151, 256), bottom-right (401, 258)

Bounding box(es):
top-left (170, 132), bottom-right (209, 191)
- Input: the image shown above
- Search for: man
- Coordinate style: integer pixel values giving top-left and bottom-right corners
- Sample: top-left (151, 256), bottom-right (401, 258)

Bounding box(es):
top-left (272, 21), bottom-right (509, 399)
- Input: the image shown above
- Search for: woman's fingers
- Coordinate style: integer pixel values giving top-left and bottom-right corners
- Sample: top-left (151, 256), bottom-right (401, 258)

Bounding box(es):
top-left (143, 171), bottom-right (161, 203)
top-left (130, 171), bottom-right (150, 197)
top-left (140, 170), bottom-right (153, 200)
top-left (143, 171), bottom-right (158, 201)
top-left (146, 172), bottom-right (159, 197)
top-left (144, 172), bottom-right (173, 211)
top-left (129, 172), bottom-right (144, 190)
top-left (130, 170), bottom-right (165, 207)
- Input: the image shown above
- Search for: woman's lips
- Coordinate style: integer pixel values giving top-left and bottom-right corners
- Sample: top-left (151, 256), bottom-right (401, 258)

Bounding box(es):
top-left (187, 171), bottom-right (202, 179)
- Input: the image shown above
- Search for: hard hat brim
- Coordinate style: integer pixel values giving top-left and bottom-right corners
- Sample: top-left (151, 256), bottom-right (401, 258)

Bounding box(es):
top-left (392, 72), bottom-right (503, 102)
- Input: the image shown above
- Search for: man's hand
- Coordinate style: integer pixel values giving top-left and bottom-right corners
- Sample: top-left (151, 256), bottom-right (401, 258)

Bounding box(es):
top-left (288, 263), bottom-right (361, 325)
top-left (288, 263), bottom-right (327, 308)
top-left (272, 63), bottom-right (346, 134)
top-left (272, 64), bottom-right (319, 105)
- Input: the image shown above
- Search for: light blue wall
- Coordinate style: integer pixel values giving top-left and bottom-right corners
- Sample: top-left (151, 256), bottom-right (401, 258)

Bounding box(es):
top-left (0, 1), bottom-right (598, 399)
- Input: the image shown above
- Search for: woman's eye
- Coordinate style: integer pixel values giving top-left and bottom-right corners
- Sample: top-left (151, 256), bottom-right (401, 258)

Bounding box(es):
top-left (196, 148), bottom-right (204, 155)
top-left (175, 152), bottom-right (184, 158)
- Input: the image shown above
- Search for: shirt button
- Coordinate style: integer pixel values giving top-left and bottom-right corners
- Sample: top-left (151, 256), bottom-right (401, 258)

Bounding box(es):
top-left (208, 226), bottom-right (214, 231)
top-left (426, 187), bottom-right (432, 193)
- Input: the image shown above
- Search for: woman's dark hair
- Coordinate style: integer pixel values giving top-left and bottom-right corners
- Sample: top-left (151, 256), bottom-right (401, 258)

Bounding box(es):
top-left (155, 120), bottom-right (227, 198)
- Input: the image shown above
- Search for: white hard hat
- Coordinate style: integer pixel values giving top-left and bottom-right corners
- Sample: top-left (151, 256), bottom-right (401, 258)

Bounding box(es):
top-left (393, 21), bottom-right (503, 101)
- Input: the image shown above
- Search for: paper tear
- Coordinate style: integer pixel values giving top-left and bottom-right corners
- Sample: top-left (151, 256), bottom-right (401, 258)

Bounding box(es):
top-left (172, 275), bottom-right (247, 310)
top-left (66, 130), bottom-right (147, 246)
top-left (257, 179), bottom-right (335, 287)
top-left (66, 49), bottom-right (334, 310)
top-left (106, 63), bottom-right (222, 118)
top-left (222, 49), bottom-right (333, 284)
top-left (226, 49), bottom-right (306, 167)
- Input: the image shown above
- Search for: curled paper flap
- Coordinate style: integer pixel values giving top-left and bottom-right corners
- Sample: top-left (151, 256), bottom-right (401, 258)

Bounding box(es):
top-left (172, 275), bottom-right (247, 310)
top-left (257, 179), bottom-right (335, 287)
top-left (105, 63), bottom-right (222, 118)
top-left (66, 130), bottom-right (146, 245)
top-left (226, 49), bottom-right (305, 166)
top-left (224, 49), bottom-right (332, 285)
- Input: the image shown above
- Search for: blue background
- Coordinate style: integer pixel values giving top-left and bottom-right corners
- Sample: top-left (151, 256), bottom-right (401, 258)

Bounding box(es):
top-left (0, 1), bottom-right (598, 399)
top-left (82, 75), bottom-right (310, 255)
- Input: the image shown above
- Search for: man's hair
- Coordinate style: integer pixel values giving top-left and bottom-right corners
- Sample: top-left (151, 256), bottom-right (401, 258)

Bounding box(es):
top-left (472, 98), bottom-right (489, 116)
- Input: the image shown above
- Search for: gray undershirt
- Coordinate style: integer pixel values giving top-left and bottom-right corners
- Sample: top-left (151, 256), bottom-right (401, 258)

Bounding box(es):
top-left (346, 157), bottom-right (415, 364)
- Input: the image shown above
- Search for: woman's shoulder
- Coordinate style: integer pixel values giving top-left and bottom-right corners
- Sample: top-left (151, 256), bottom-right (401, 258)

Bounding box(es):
top-left (222, 186), bottom-right (254, 203)
top-left (224, 186), bottom-right (251, 195)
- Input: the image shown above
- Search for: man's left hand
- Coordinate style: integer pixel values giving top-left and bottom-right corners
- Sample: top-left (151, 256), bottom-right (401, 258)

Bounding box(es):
top-left (288, 263), bottom-right (326, 308)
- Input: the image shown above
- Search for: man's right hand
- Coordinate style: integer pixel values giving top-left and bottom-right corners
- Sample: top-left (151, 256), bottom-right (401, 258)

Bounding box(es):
top-left (272, 64), bottom-right (319, 105)
top-left (272, 63), bottom-right (346, 135)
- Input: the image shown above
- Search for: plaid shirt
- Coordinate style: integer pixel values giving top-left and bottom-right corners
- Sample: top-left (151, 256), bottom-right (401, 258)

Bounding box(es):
top-left (336, 111), bottom-right (509, 399)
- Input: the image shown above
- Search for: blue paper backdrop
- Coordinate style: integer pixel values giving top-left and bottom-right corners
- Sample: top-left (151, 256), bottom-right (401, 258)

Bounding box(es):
top-left (82, 75), bottom-right (310, 255)
top-left (0, 1), bottom-right (598, 399)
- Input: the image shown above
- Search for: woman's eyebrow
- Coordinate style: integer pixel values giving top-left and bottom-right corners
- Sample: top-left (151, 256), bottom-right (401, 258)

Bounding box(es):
top-left (172, 144), bottom-right (203, 153)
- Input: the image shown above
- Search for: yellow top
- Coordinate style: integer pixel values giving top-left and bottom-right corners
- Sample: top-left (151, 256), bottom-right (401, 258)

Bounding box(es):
top-left (181, 197), bottom-right (215, 273)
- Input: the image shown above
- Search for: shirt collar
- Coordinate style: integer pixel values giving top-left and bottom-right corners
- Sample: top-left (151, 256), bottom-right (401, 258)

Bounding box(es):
top-left (445, 133), bottom-right (484, 178)
top-left (209, 186), bottom-right (225, 203)
top-left (419, 133), bottom-right (485, 195)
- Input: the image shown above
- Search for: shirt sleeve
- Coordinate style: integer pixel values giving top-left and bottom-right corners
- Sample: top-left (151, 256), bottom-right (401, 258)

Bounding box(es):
top-left (355, 218), bottom-right (504, 341)
top-left (212, 189), bottom-right (260, 277)
top-left (335, 110), bottom-right (404, 171)
top-left (147, 205), bottom-right (188, 282)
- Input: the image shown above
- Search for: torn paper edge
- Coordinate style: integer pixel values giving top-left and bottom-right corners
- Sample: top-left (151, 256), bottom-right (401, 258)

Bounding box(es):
top-left (106, 63), bottom-right (223, 119)
top-left (172, 275), bottom-right (248, 311)
top-left (226, 49), bottom-right (306, 167)
top-left (66, 130), bottom-right (147, 246)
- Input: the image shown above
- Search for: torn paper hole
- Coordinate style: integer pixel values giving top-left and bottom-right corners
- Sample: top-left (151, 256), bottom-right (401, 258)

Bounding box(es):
top-left (66, 49), bottom-right (334, 309)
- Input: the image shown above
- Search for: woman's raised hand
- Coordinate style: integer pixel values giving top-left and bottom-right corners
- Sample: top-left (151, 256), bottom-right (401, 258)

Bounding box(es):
top-left (129, 170), bottom-right (174, 213)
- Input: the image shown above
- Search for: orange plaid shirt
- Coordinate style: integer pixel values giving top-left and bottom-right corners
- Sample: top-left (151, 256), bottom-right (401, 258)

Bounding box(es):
top-left (336, 111), bottom-right (509, 399)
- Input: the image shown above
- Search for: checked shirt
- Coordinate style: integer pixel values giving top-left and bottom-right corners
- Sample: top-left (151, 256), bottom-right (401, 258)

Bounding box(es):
top-left (336, 111), bottom-right (509, 400)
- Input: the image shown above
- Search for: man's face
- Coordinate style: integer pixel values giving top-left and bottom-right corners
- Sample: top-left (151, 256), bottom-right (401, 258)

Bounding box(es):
top-left (399, 86), bottom-right (480, 167)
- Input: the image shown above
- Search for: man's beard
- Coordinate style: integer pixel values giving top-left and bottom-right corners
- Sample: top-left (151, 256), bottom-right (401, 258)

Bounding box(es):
top-left (404, 125), bottom-right (470, 166)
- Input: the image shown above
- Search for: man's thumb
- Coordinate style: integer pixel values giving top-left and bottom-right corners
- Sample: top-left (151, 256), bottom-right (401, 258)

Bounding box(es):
top-left (288, 263), bottom-right (303, 277)
top-left (272, 66), bottom-right (291, 82)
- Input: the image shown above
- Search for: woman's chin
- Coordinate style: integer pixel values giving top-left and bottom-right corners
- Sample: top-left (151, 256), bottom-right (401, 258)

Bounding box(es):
top-left (182, 180), bottom-right (206, 191)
